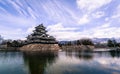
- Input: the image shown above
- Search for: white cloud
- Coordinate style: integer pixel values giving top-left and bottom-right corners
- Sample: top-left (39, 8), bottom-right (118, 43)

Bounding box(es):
top-left (0, 26), bottom-right (26, 40)
top-left (105, 17), bottom-right (109, 21)
top-left (26, 26), bottom-right (36, 34)
top-left (47, 22), bottom-right (120, 41)
top-left (41, 0), bottom-right (79, 26)
top-left (0, 6), bottom-right (8, 13)
top-left (15, 0), bottom-right (23, 7)
top-left (47, 23), bottom-right (81, 41)
top-left (49, 31), bottom-right (80, 41)
top-left (0, 0), bottom-right (119, 40)
top-left (94, 57), bottom-right (120, 71)
top-left (101, 23), bottom-right (110, 28)
top-left (78, 15), bottom-right (89, 25)
top-left (0, 13), bottom-right (36, 27)
top-left (76, 0), bottom-right (112, 12)
top-left (87, 26), bottom-right (120, 38)
top-left (92, 11), bottom-right (105, 18)
top-left (46, 52), bottom-right (120, 74)
top-left (27, 7), bottom-right (37, 19)
top-left (47, 23), bottom-right (77, 31)
top-left (8, 0), bottom-right (24, 15)
top-left (111, 4), bottom-right (120, 19)
top-left (0, 12), bottom-right (37, 39)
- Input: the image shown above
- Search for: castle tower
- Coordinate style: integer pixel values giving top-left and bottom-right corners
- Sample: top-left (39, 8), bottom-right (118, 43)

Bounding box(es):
top-left (20, 24), bottom-right (60, 52)
top-left (26, 24), bottom-right (57, 44)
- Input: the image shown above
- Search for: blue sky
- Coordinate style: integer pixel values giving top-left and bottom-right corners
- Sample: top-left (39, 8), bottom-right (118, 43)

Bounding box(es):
top-left (0, 0), bottom-right (120, 41)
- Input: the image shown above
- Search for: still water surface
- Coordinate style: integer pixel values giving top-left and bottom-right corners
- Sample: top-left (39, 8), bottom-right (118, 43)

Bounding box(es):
top-left (0, 51), bottom-right (120, 74)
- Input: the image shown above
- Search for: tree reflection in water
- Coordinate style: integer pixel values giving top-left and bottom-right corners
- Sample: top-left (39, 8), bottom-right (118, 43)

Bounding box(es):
top-left (65, 51), bottom-right (120, 60)
top-left (22, 51), bottom-right (120, 74)
top-left (109, 51), bottom-right (120, 58)
top-left (23, 52), bottom-right (57, 74)
top-left (65, 51), bottom-right (93, 60)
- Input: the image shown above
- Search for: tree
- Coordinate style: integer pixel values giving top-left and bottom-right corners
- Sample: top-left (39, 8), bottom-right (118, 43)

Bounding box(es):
top-left (76, 40), bottom-right (81, 45)
top-left (11, 40), bottom-right (24, 47)
top-left (0, 35), bottom-right (3, 44)
top-left (107, 39), bottom-right (117, 47)
top-left (112, 40), bottom-right (117, 47)
top-left (67, 41), bottom-right (72, 45)
top-left (80, 39), bottom-right (94, 45)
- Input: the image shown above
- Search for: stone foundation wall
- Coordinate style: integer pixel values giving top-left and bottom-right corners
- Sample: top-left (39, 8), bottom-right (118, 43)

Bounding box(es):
top-left (19, 44), bottom-right (60, 52)
top-left (61, 45), bottom-right (94, 51)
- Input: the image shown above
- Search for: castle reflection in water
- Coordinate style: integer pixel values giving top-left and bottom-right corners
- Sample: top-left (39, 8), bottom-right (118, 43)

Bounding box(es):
top-left (0, 51), bottom-right (120, 74)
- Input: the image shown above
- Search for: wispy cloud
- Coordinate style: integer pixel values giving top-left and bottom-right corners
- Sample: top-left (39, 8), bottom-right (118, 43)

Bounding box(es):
top-left (0, 0), bottom-right (120, 40)
top-left (47, 23), bottom-right (80, 41)
top-left (92, 11), bottom-right (105, 18)
top-left (78, 14), bottom-right (90, 25)
top-left (76, 0), bottom-right (112, 13)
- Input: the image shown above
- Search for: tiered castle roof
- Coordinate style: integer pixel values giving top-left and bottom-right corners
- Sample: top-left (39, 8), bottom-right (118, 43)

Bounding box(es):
top-left (26, 24), bottom-right (57, 44)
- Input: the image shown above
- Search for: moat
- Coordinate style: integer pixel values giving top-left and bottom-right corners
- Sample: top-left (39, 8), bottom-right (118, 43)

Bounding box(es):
top-left (0, 51), bottom-right (120, 74)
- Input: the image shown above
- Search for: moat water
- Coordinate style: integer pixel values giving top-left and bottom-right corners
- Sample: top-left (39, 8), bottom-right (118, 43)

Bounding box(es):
top-left (0, 51), bottom-right (120, 74)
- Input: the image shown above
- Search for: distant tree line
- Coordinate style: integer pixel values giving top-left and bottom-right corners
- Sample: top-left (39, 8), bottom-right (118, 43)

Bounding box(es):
top-left (59, 38), bottom-right (94, 47)
top-left (94, 43), bottom-right (107, 48)
top-left (7, 40), bottom-right (24, 47)
top-left (0, 39), bottom-right (24, 47)
top-left (107, 39), bottom-right (120, 47)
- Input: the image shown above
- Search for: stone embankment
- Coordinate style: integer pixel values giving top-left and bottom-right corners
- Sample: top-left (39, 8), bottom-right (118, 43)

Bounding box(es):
top-left (61, 45), bottom-right (94, 51)
top-left (19, 44), bottom-right (60, 52)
